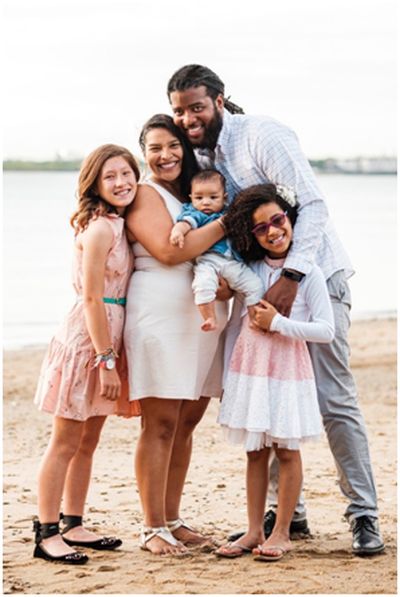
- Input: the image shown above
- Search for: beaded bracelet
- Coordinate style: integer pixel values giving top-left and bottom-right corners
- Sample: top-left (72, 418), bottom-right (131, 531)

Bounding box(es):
top-left (217, 217), bottom-right (227, 233)
top-left (93, 347), bottom-right (118, 368)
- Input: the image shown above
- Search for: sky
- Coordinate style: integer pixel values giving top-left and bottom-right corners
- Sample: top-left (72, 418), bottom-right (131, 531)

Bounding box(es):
top-left (3, 0), bottom-right (397, 161)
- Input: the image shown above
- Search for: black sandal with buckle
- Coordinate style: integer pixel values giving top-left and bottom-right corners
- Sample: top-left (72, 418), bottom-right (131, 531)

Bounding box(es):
top-left (60, 513), bottom-right (122, 551)
top-left (33, 519), bottom-right (88, 565)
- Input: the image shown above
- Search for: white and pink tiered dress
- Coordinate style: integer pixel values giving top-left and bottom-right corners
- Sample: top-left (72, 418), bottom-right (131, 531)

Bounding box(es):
top-left (218, 257), bottom-right (335, 451)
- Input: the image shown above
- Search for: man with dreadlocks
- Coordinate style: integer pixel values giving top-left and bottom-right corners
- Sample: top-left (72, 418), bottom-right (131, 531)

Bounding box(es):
top-left (167, 64), bottom-right (384, 556)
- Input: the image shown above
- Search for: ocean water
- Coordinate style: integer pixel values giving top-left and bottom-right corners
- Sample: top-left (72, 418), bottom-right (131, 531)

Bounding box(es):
top-left (3, 171), bottom-right (397, 348)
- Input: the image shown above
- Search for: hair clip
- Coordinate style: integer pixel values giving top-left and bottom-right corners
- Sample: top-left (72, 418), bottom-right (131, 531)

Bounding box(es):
top-left (275, 184), bottom-right (297, 207)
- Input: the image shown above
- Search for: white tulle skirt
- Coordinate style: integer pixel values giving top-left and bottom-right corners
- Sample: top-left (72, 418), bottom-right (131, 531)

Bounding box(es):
top-left (218, 317), bottom-right (322, 451)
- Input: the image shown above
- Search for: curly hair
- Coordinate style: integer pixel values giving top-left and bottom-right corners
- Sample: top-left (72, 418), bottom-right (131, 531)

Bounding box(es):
top-left (139, 113), bottom-right (199, 200)
top-left (224, 184), bottom-right (299, 263)
top-left (70, 144), bottom-right (140, 233)
top-left (167, 64), bottom-right (245, 115)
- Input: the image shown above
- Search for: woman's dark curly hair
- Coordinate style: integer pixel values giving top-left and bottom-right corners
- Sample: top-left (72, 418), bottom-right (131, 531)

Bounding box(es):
top-left (224, 183), bottom-right (299, 263)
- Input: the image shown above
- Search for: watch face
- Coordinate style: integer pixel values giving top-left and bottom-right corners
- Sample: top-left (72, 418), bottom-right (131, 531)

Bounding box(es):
top-left (283, 269), bottom-right (303, 282)
top-left (105, 356), bottom-right (116, 370)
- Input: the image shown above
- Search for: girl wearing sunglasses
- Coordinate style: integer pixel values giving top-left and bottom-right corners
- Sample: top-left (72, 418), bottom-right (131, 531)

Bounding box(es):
top-left (215, 183), bottom-right (334, 562)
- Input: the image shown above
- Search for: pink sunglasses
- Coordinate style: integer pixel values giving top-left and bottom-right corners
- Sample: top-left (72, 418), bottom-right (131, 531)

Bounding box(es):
top-left (251, 211), bottom-right (288, 237)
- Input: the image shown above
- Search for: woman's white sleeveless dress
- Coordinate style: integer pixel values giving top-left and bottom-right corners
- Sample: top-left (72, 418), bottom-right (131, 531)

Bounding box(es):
top-left (124, 181), bottom-right (228, 400)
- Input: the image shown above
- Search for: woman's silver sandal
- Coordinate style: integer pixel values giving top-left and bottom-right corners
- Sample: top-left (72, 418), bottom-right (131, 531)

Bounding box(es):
top-left (167, 518), bottom-right (213, 547)
top-left (139, 525), bottom-right (186, 554)
top-left (166, 518), bottom-right (197, 533)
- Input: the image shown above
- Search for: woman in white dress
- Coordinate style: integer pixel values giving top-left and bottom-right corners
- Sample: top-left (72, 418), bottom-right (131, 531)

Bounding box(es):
top-left (124, 114), bottom-right (229, 555)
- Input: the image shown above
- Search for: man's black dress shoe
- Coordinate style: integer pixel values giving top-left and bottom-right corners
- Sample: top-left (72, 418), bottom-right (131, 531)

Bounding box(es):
top-left (228, 509), bottom-right (311, 542)
top-left (351, 515), bottom-right (385, 555)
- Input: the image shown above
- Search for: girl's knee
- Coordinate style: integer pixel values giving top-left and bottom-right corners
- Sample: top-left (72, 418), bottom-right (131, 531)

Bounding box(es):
top-left (247, 448), bottom-right (269, 463)
top-left (274, 447), bottom-right (301, 464)
top-left (50, 417), bottom-right (83, 458)
top-left (76, 434), bottom-right (100, 458)
top-left (77, 418), bottom-right (106, 455)
top-left (48, 436), bottom-right (81, 461)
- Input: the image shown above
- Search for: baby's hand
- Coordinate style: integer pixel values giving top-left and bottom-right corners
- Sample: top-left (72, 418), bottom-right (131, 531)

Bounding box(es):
top-left (253, 299), bottom-right (278, 331)
top-left (170, 222), bottom-right (191, 248)
top-left (170, 228), bottom-right (185, 248)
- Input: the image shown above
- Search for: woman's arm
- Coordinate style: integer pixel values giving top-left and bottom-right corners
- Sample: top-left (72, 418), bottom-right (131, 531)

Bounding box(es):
top-left (80, 218), bottom-right (121, 400)
top-left (125, 184), bottom-right (224, 265)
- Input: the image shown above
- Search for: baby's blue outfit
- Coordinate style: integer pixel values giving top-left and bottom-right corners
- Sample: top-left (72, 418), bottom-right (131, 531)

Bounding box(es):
top-left (177, 204), bottom-right (236, 257)
top-left (177, 203), bottom-right (264, 306)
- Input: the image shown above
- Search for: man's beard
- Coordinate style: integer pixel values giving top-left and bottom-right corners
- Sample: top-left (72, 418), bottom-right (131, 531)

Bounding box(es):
top-left (196, 109), bottom-right (223, 150)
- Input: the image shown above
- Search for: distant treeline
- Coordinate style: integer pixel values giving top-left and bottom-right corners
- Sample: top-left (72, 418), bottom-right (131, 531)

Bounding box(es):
top-left (3, 159), bottom-right (82, 171)
top-left (4, 158), bottom-right (147, 173)
top-left (3, 157), bottom-right (396, 174)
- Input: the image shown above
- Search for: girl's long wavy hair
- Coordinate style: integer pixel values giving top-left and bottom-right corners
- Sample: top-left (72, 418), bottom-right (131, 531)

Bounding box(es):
top-left (70, 144), bottom-right (140, 233)
top-left (224, 183), bottom-right (299, 263)
top-left (139, 114), bottom-right (199, 200)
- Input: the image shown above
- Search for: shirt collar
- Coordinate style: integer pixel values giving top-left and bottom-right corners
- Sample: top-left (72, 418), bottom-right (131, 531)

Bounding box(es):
top-left (195, 109), bottom-right (234, 162)
top-left (215, 109), bottom-right (234, 157)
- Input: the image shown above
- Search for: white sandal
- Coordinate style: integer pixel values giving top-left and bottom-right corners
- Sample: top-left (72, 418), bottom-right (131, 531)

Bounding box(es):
top-left (166, 518), bottom-right (197, 533)
top-left (167, 518), bottom-right (213, 547)
top-left (139, 526), bottom-right (183, 552)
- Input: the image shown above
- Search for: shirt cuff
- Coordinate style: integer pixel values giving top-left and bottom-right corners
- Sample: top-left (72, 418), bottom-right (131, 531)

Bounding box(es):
top-left (283, 256), bottom-right (313, 275)
top-left (177, 216), bottom-right (198, 229)
top-left (269, 313), bottom-right (283, 333)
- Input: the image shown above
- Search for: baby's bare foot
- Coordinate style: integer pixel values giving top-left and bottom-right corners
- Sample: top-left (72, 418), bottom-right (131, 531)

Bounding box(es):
top-left (201, 317), bottom-right (217, 331)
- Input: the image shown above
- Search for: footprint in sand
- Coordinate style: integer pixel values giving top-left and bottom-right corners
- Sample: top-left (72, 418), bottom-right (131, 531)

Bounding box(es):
top-left (97, 565), bottom-right (120, 572)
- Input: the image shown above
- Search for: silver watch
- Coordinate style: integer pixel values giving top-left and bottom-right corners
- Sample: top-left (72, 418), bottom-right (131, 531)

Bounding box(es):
top-left (100, 354), bottom-right (116, 370)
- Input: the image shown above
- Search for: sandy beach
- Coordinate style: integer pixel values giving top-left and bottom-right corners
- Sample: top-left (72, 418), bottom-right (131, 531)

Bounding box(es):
top-left (3, 318), bottom-right (397, 595)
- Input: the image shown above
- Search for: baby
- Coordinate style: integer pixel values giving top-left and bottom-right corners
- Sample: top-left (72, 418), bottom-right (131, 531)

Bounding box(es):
top-left (170, 169), bottom-right (264, 331)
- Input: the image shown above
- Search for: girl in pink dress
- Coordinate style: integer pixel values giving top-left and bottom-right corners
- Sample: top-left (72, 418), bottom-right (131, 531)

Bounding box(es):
top-left (216, 183), bottom-right (334, 561)
top-left (33, 144), bottom-right (141, 565)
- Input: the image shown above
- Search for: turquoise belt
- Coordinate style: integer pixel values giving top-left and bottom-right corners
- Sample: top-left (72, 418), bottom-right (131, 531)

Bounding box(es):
top-left (103, 297), bottom-right (126, 305)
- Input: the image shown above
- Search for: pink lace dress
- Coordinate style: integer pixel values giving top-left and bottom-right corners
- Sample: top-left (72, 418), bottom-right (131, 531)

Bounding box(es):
top-left (34, 214), bottom-right (140, 421)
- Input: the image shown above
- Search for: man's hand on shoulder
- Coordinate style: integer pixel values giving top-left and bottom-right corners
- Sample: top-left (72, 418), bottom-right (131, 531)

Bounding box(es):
top-left (264, 276), bottom-right (298, 317)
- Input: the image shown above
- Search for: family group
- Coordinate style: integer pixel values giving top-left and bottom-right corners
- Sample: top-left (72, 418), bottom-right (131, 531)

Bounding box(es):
top-left (31, 64), bottom-right (384, 565)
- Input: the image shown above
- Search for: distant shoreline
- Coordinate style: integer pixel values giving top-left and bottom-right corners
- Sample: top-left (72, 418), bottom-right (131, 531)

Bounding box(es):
top-left (3, 158), bottom-right (397, 175)
top-left (3, 158), bottom-right (144, 172)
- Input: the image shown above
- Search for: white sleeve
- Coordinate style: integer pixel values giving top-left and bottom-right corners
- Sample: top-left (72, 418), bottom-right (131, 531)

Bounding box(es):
top-left (269, 267), bottom-right (334, 343)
